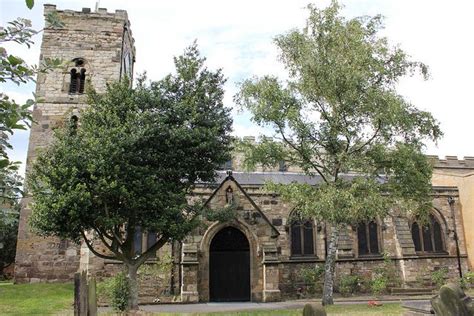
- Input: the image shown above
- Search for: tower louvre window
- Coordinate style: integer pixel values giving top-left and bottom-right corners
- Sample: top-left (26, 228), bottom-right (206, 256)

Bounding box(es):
top-left (69, 69), bottom-right (78, 93)
top-left (79, 69), bottom-right (86, 93)
top-left (69, 58), bottom-right (87, 94)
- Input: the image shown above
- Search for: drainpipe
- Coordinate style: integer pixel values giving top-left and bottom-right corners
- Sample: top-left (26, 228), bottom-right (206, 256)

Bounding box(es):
top-left (448, 196), bottom-right (463, 279)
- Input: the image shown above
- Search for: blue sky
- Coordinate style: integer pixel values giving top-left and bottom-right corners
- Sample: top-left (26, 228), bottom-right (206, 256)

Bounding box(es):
top-left (1, 0), bottom-right (474, 177)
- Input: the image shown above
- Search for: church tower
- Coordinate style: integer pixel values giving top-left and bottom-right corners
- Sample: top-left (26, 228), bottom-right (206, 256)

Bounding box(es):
top-left (14, 4), bottom-right (135, 282)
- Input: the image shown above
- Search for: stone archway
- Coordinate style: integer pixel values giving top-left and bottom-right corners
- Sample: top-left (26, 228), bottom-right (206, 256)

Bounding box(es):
top-left (209, 226), bottom-right (250, 301)
top-left (199, 220), bottom-right (262, 302)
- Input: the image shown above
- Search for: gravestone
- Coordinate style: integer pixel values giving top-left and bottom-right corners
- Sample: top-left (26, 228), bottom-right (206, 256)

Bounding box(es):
top-left (302, 303), bottom-right (327, 316)
top-left (431, 283), bottom-right (474, 316)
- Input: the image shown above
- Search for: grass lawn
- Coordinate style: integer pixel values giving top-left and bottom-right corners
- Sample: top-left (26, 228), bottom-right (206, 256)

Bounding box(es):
top-left (158, 303), bottom-right (403, 316)
top-left (0, 282), bottom-right (73, 315)
top-left (0, 282), bottom-right (403, 315)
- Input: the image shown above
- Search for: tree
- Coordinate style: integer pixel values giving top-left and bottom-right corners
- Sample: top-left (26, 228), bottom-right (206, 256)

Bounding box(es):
top-left (28, 43), bottom-right (232, 310)
top-left (0, 188), bottom-right (20, 278)
top-left (235, 1), bottom-right (441, 305)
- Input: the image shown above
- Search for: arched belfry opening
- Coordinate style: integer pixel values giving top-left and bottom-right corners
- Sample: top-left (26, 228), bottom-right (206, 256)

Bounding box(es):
top-left (209, 226), bottom-right (250, 302)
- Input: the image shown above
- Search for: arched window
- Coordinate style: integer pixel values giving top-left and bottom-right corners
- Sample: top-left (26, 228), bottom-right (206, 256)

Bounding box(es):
top-left (290, 219), bottom-right (315, 257)
top-left (411, 214), bottom-right (445, 253)
top-left (357, 221), bottom-right (380, 256)
top-left (69, 58), bottom-right (87, 94)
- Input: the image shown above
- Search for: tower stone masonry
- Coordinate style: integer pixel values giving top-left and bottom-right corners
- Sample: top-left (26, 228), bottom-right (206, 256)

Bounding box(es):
top-left (14, 4), bottom-right (135, 283)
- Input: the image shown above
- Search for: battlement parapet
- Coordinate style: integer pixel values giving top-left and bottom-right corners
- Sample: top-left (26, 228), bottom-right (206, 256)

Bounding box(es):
top-left (427, 155), bottom-right (474, 169)
top-left (44, 4), bottom-right (129, 21)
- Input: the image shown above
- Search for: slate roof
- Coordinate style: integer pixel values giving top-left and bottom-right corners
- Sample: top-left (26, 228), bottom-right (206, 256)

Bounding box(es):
top-left (205, 171), bottom-right (358, 186)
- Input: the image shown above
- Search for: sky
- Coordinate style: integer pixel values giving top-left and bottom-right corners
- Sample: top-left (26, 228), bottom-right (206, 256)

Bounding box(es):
top-left (1, 0), bottom-right (474, 177)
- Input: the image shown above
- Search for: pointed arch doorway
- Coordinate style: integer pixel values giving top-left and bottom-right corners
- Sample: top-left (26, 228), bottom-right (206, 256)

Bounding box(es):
top-left (209, 226), bottom-right (251, 302)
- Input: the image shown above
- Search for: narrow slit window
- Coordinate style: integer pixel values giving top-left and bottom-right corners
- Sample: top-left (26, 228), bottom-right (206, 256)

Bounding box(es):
top-left (79, 69), bottom-right (86, 93)
top-left (69, 69), bottom-right (78, 93)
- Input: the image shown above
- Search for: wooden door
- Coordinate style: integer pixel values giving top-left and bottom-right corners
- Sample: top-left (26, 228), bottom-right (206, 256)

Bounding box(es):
top-left (209, 227), bottom-right (250, 302)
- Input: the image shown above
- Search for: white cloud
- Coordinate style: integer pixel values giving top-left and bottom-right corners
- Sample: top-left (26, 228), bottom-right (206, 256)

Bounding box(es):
top-left (1, 0), bottom-right (473, 165)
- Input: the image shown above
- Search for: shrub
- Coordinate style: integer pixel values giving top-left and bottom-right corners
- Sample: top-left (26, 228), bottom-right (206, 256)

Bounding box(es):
top-left (338, 274), bottom-right (361, 296)
top-left (97, 272), bottom-right (130, 311)
top-left (300, 265), bottom-right (325, 295)
top-left (369, 252), bottom-right (401, 295)
top-left (110, 272), bottom-right (130, 311)
top-left (461, 271), bottom-right (474, 289)
top-left (371, 274), bottom-right (388, 296)
top-left (431, 267), bottom-right (448, 289)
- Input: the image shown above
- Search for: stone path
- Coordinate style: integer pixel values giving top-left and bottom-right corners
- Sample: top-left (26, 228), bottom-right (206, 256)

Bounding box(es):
top-left (99, 298), bottom-right (430, 313)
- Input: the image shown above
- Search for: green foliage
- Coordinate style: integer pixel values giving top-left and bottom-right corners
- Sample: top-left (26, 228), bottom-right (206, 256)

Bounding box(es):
top-left (338, 275), bottom-right (361, 297)
top-left (431, 267), bottom-right (449, 289)
top-left (97, 272), bottom-right (132, 311)
top-left (370, 274), bottom-right (388, 296)
top-left (0, 203), bottom-right (19, 278)
top-left (235, 0), bottom-right (440, 304)
top-left (96, 277), bottom-right (114, 304)
top-left (370, 252), bottom-right (400, 295)
top-left (300, 265), bottom-right (325, 294)
top-left (29, 43), bottom-right (232, 250)
top-left (110, 272), bottom-right (130, 311)
top-left (28, 43), bottom-right (232, 309)
top-left (25, 0), bottom-right (34, 9)
top-left (460, 271), bottom-right (474, 289)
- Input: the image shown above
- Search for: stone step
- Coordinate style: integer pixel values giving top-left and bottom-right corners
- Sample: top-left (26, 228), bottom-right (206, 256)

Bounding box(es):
top-left (391, 287), bottom-right (435, 296)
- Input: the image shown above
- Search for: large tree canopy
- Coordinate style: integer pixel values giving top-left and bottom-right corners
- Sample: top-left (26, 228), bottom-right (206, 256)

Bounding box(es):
top-left (235, 1), bottom-right (441, 305)
top-left (28, 43), bottom-right (233, 309)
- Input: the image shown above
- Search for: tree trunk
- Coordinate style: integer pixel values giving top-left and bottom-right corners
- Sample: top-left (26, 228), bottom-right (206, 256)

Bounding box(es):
top-left (126, 263), bottom-right (139, 310)
top-left (322, 225), bottom-right (339, 306)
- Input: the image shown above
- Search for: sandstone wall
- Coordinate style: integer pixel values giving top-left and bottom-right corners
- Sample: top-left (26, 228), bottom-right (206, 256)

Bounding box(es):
top-left (430, 156), bottom-right (474, 269)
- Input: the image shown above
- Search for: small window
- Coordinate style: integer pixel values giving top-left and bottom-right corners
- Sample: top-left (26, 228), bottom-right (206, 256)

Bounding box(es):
top-left (69, 58), bottom-right (87, 94)
top-left (357, 221), bottom-right (380, 256)
top-left (411, 214), bottom-right (445, 253)
top-left (290, 219), bottom-right (315, 257)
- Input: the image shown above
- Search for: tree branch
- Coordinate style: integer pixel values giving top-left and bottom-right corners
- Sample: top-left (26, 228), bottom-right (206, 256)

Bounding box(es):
top-left (80, 230), bottom-right (117, 261)
top-left (135, 235), bottom-right (169, 266)
top-left (349, 120), bottom-right (382, 155)
top-left (103, 204), bottom-right (125, 247)
top-left (91, 225), bottom-right (125, 261)
top-left (277, 124), bottom-right (329, 183)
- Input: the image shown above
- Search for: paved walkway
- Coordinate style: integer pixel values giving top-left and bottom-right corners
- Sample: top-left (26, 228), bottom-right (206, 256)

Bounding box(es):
top-left (99, 297), bottom-right (430, 313)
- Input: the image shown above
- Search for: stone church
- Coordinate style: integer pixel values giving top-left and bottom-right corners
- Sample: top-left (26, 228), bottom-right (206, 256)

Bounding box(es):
top-left (14, 5), bottom-right (474, 303)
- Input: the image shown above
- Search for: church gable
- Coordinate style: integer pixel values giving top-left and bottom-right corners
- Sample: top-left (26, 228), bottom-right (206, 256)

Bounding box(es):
top-left (204, 173), bottom-right (280, 238)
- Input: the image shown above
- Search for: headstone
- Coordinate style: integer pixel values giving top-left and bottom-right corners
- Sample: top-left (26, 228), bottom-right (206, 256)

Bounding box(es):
top-left (74, 273), bottom-right (80, 316)
top-left (87, 277), bottom-right (97, 316)
top-left (431, 283), bottom-right (474, 316)
top-left (74, 271), bottom-right (89, 316)
top-left (302, 303), bottom-right (327, 316)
